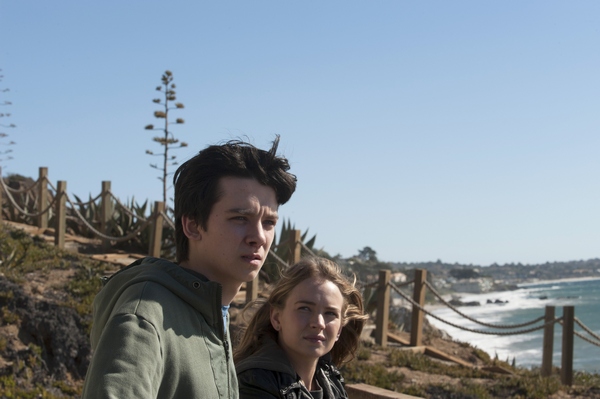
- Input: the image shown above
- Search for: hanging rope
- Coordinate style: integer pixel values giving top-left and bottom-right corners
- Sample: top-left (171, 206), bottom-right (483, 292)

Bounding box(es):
top-left (388, 281), bottom-right (561, 336)
top-left (1, 175), bottom-right (43, 194)
top-left (0, 176), bottom-right (58, 217)
top-left (267, 250), bottom-right (289, 268)
top-left (391, 279), bottom-right (415, 289)
top-left (423, 280), bottom-right (546, 329)
top-left (107, 190), bottom-right (149, 223)
top-left (70, 192), bottom-right (103, 207)
top-left (362, 281), bottom-right (379, 289)
top-left (46, 180), bottom-right (58, 193)
top-left (63, 191), bottom-right (152, 242)
top-left (270, 235), bottom-right (292, 251)
top-left (299, 241), bottom-right (316, 257)
top-left (558, 320), bottom-right (600, 348)
top-left (574, 317), bottom-right (600, 341)
top-left (159, 210), bottom-right (176, 230)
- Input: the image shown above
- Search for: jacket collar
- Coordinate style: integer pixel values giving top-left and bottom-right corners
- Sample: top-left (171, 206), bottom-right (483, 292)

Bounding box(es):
top-left (92, 257), bottom-right (224, 343)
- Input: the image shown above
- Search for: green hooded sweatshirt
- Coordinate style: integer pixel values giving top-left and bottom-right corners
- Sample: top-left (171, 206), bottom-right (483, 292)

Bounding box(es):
top-left (81, 257), bottom-right (238, 399)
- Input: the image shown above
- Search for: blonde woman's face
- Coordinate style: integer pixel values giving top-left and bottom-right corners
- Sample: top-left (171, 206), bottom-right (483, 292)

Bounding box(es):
top-left (270, 277), bottom-right (344, 368)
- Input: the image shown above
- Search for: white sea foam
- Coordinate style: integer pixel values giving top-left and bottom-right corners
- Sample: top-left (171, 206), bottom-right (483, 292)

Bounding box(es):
top-left (420, 278), bottom-right (600, 372)
top-left (427, 284), bottom-right (590, 369)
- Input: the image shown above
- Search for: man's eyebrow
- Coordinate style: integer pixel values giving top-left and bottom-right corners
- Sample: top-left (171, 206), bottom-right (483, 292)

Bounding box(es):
top-left (226, 207), bottom-right (254, 215)
top-left (226, 208), bottom-right (279, 218)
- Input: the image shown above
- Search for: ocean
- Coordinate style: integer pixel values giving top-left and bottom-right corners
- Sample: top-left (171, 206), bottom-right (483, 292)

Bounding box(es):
top-left (426, 278), bottom-right (600, 374)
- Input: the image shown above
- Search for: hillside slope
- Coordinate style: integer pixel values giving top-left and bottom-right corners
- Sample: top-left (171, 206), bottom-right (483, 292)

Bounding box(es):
top-left (0, 223), bottom-right (598, 399)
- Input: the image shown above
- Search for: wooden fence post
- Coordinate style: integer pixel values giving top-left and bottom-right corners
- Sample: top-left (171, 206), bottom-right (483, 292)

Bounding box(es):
top-left (410, 269), bottom-right (427, 347)
top-left (37, 167), bottom-right (48, 229)
top-left (100, 181), bottom-right (112, 251)
top-left (149, 201), bottom-right (165, 258)
top-left (55, 181), bottom-right (66, 249)
top-left (541, 305), bottom-right (555, 377)
top-left (288, 229), bottom-right (301, 265)
top-left (375, 269), bottom-right (391, 347)
top-left (246, 278), bottom-right (258, 303)
top-left (561, 306), bottom-right (575, 386)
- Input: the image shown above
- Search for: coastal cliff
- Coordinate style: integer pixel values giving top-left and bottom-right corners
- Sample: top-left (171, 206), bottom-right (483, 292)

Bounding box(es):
top-left (0, 223), bottom-right (599, 398)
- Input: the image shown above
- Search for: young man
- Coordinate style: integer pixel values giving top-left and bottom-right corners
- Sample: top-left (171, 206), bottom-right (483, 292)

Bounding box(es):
top-left (82, 137), bottom-right (297, 399)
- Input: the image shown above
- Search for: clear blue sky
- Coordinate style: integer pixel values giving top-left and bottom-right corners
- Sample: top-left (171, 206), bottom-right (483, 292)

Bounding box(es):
top-left (1, 1), bottom-right (599, 266)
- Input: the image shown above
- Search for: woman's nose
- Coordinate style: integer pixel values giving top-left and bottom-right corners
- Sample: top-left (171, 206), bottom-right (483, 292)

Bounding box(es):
top-left (310, 313), bottom-right (326, 329)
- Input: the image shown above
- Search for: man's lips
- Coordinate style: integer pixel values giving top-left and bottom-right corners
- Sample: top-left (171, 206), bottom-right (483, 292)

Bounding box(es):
top-left (242, 254), bottom-right (262, 262)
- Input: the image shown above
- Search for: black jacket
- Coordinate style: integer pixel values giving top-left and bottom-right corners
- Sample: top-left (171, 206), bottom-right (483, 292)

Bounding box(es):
top-left (236, 337), bottom-right (348, 399)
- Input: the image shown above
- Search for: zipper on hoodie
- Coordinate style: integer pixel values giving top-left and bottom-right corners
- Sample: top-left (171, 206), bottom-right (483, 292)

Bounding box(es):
top-left (224, 330), bottom-right (231, 397)
top-left (224, 334), bottom-right (230, 362)
top-left (219, 286), bottom-right (232, 398)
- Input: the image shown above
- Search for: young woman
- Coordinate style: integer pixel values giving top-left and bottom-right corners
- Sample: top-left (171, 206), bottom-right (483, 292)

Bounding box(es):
top-left (234, 256), bottom-right (367, 399)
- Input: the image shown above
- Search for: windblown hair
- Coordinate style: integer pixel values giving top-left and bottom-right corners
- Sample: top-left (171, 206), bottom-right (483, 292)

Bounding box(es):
top-left (234, 256), bottom-right (367, 367)
top-left (173, 135), bottom-right (297, 263)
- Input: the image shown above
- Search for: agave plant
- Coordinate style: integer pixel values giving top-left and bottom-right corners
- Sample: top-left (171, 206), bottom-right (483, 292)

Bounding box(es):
top-left (109, 198), bottom-right (150, 253)
top-left (116, 201), bottom-right (176, 258)
top-left (67, 194), bottom-right (100, 238)
top-left (261, 219), bottom-right (317, 283)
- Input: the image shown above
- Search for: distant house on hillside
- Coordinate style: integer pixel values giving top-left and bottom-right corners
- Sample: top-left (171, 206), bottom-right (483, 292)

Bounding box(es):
top-left (392, 272), bottom-right (407, 284)
top-left (451, 277), bottom-right (493, 293)
top-left (362, 271), bottom-right (407, 285)
top-left (390, 272), bottom-right (409, 306)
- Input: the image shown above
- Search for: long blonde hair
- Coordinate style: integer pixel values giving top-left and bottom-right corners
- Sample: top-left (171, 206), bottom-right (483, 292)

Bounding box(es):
top-left (234, 256), bottom-right (367, 366)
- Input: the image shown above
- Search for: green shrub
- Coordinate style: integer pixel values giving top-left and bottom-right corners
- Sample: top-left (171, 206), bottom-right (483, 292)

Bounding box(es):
top-left (341, 361), bottom-right (405, 391)
top-left (356, 346), bottom-right (371, 361)
top-left (489, 374), bottom-right (561, 399)
top-left (1, 306), bottom-right (19, 324)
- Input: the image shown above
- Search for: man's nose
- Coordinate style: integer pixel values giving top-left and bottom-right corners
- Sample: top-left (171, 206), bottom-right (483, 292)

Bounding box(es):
top-left (246, 221), bottom-right (267, 247)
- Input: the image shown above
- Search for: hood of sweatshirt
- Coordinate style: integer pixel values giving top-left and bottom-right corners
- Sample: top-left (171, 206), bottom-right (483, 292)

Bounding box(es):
top-left (90, 257), bottom-right (223, 347)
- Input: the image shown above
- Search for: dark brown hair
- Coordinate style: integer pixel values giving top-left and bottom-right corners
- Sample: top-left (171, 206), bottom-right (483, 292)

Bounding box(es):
top-left (173, 136), bottom-right (296, 263)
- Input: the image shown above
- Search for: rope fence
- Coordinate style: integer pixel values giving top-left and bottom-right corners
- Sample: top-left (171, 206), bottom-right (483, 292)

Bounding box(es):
top-left (372, 268), bottom-right (600, 386)
top-left (0, 167), bottom-right (314, 267)
top-left (0, 175), bottom-right (59, 218)
top-left (559, 319), bottom-right (600, 348)
top-left (423, 280), bottom-right (546, 329)
top-left (0, 166), bottom-right (315, 297)
top-left (71, 192), bottom-right (103, 207)
top-left (389, 281), bottom-right (558, 336)
top-left (107, 190), bottom-right (150, 223)
top-left (0, 170), bottom-right (165, 251)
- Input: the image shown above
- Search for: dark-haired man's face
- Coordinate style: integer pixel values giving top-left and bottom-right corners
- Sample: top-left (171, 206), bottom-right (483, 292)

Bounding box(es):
top-left (185, 176), bottom-right (278, 293)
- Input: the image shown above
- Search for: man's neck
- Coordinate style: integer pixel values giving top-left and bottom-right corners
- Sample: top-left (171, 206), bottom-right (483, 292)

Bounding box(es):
top-left (219, 283), bottom-right (242, 306)
top-left (178, 261), bottom-right (240, 306)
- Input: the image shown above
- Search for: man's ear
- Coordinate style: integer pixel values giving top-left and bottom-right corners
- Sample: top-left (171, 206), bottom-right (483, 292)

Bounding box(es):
top-left (181, 216), bottom-right (202, 241)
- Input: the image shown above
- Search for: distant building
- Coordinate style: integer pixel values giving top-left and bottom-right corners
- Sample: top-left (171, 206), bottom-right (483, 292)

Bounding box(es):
top-left (451, 277), bottom-right (493, 293)
top-left (391, 272), bottom-right (407, 284)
